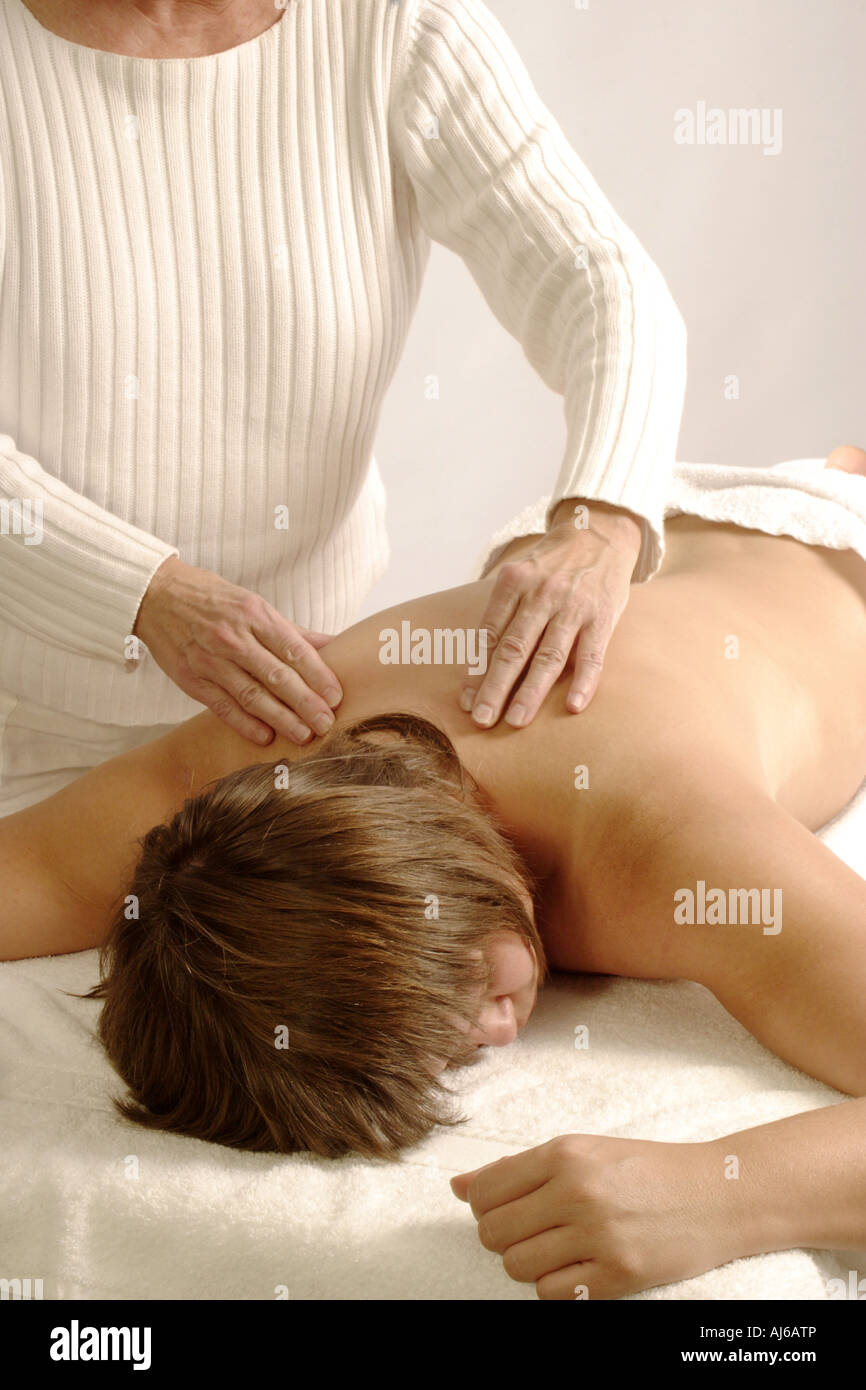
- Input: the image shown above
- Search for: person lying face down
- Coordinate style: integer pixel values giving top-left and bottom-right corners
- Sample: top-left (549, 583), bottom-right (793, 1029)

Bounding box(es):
top-left (5, 450), bottom-right (866, 1167)
top-left (88, 712), bottom-right (547, 1158)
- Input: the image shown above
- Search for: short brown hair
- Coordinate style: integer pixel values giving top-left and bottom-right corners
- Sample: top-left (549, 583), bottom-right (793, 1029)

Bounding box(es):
top-left (84, 713), bottom-right (546, 1159)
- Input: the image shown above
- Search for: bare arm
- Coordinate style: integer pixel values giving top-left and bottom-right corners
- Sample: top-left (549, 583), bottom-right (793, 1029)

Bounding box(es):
top-left (705, 1097), bottom-right (866, 1257)
top-left (590, 761), bottom-right (866, 1096)
top-left (450, 1096), bottom-right (866, 1300)
top-left (0, 711), bottom-right (294, 961)
top-left (453, 772), bottom-right (866, 1297)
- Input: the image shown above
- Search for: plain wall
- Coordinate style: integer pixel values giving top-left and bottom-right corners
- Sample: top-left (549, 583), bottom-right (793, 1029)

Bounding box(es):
top-left (360, 0), bottom-right (865, 617)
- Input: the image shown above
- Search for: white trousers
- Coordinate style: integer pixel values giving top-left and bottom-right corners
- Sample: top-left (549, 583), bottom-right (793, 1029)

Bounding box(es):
top-left (0, 691), bottom-right (178, 816)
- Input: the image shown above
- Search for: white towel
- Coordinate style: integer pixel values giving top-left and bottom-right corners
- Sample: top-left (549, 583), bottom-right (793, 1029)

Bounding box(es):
top-left (474, 457), bottom-right (866, 578)
top-left (2, 456), bottom-right (865, 1301)
top-left (1, 851), bottom-right (863, 1301)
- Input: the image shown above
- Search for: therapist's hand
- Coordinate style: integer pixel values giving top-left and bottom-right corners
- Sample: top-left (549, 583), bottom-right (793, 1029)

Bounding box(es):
top-left (451, 1133), bottom-right (740, 1300)
top-left (461, 500), bottom-right (642, 728)
top-left (133, 555), bottom-right (343, 746)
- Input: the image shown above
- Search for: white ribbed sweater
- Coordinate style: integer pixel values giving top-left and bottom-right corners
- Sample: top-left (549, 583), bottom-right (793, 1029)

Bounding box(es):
top-left (0, 0), bottom-right (687, 726)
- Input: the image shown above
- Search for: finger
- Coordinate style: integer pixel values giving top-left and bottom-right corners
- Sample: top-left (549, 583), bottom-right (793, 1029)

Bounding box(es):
top-left (208, 658), bottom-right (319, 745)
top-left (458, 571), bottom-right (523, 715)
top-left (476, 1182), bottom-right (569, 1254)
top-left (566, 619), bottom-right (612, 713)
top-left (498, 1226), bottom-right (593, 1285)
top-left (450, 1169), bottom-right (485, 1201)
top-left (502, 613), bottom-right (582, 728)
top-left (188, 677), bottom-right (288, 747)
top-left (245, 652), bottom-right (340, 738)
top-left (536, 1260), bottom-right (624, 1301)
top-left (468, 595), bottom-right (557, 728)
top-left (253, 612), bottom-right (343, 709)
top-left (296, 627), bottom-right (338, 650)
top-left (462, 1142), bottom-right (557, 1219)
top-left (450, 1159), bottom-right (503, 1201)
top-left (220, 630), bottom-right (343, 733)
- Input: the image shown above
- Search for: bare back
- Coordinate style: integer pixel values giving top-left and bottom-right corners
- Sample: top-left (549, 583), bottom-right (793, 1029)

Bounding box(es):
top-left (270, 513), bottom-right (866, 832)
top-left (4, 513), bottom-right (866, 983)
top-left (137, 513), bottom-right (863, 974)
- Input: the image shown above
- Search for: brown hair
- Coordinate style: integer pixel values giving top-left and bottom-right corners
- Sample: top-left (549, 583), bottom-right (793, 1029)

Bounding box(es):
top-left (84, 713), bottom-right (546, 1159)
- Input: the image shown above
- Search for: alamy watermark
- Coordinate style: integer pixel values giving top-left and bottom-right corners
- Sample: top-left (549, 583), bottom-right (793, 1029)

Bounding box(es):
top-left (49, 1321), bottom-right (151, 1370)
top-left (0, 1276), bottom-right (43, 1299)
top-left (675, 102), bottom-right (783, 156)
top-left (378, 622), bottom-right (488, 677)
top-left (0, 497), bottom-right (43, 544)
top-left (674, 880), bottom-right (782, 935)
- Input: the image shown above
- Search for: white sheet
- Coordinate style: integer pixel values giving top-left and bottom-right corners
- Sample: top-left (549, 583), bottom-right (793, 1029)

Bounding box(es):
top-left (1, 782), bottom-right (863, 1301)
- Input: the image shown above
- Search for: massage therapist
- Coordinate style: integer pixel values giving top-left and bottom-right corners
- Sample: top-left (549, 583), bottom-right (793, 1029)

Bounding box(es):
top-left (0, 0), bottom-right (686, 811)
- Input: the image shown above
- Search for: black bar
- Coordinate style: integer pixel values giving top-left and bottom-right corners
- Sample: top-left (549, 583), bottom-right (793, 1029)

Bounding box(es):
top-left (4, 1298), bottom-right (860, 1374)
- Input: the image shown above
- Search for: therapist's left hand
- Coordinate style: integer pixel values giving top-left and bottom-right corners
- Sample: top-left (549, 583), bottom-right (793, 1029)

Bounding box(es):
top-left (460, 500), bottom-right (642, 728)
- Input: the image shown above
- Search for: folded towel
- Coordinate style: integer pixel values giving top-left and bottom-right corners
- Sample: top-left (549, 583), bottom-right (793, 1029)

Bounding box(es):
top-left (1, 834), bottom-right (862, 1300)
top-left (473, 457), bottom-right (866, 578)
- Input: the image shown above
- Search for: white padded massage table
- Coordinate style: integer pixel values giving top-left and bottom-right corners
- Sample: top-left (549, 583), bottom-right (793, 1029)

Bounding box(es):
top-left (1, 457), bottom-right (865, 1300)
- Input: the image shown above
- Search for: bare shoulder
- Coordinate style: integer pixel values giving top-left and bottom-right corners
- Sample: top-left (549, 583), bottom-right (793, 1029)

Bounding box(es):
top-left (543, 746), bottom-right (774, 981)
top-left (0, 707), bottom-right (310, 961)
top-left (157, 711), bottom-right (303, 800)
top-left (0, 730), bottom-right (180, 960)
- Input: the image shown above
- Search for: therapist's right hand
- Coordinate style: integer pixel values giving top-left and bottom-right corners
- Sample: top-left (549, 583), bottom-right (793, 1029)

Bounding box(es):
top-left (132, 555), bottom-right (343, 746)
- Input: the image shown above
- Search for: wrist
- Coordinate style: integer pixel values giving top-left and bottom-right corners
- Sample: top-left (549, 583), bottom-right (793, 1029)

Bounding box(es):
top-left (700, 1135), bottom-right (793, 1264)
top-left (133, 554), bottom-right (183, 638)
top-left (549, 498), bottom-right (643, 555)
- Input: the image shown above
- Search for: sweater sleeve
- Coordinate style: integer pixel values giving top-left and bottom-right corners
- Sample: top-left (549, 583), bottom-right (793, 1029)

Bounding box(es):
top-left (389, 0), bottom-right (688, 580)
top-left (0, 433), bottom-right (179, 664)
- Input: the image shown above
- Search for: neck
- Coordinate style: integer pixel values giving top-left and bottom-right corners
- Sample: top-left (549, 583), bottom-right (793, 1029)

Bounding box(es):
top-left (21, 0), bottom-right (285, 57)
top-left (122, 0), bottom-right (273, 19)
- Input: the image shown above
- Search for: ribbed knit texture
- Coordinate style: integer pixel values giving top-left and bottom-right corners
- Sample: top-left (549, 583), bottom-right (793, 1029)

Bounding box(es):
top-left (0, 0), bottom-right (687, 726)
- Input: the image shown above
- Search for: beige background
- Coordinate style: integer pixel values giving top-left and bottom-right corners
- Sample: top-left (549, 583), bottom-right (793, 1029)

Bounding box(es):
top-left (360, 0), bottom-right (864, 616)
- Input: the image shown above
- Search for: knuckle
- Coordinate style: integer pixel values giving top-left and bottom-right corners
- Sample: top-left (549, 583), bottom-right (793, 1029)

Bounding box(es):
top-left (280, 640), bottom-right (306, 667)
top-left (578, 649), bottom-right (606, 670)
top-left (607, 1239), bottom-right (643, 1285)
top-left (560, 1168), bottom-right (599, 1206)
top-left (208, 696), bottom-right (236, 723)
top-left (175, 651), bottom-right (201, 682)
top-left (476, 1217), bottom-right (501, 1252)
top-left (478, 623), bottom-right (502, 651)
top-left (293, 699), bottom-right (323, 728)
top-left (585, 612), bottom-right (615, 640)
top-left (497, 559), bottom-right (535, 589)
top-left (239, 593), bottom-right (266, 623)
top-left (548, 1133), bottom-right (584, 1163)
top-left (532, 643), bottom-right (567, 669)
top-left (502, 1246), bottom-right (530, 1281)
top-left (564, 604), bottom-right (593, 632)
top-left (211, 621), bottom-right (242, 653)
top-left (539, 575), bottom-right (572, 606)
top-left (535, 1273), bottom-right (565, 1301)
top-left (497, 632), bottom-right (530, 663)
top-left (234, 681), bottom-right (262, 711)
